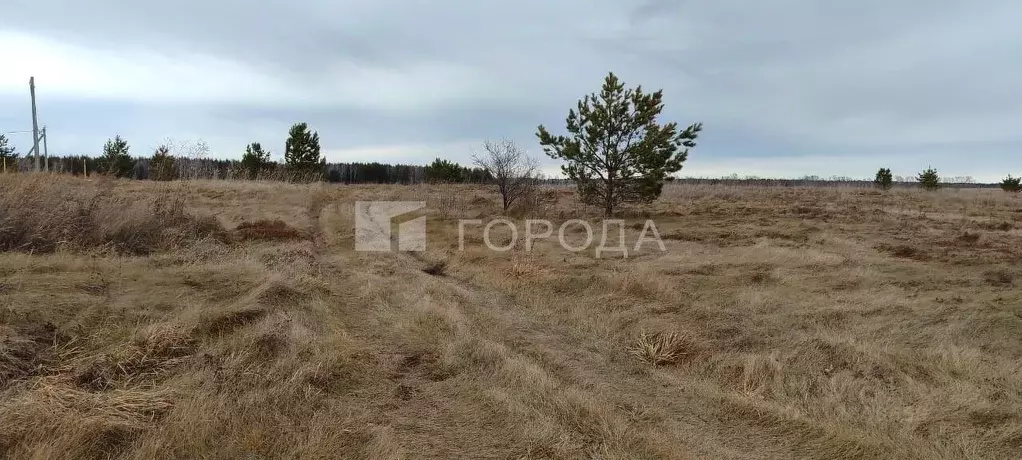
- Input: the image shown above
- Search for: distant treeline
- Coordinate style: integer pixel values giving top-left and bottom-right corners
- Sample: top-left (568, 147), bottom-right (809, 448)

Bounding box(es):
top-left (0, 155), bottom-right (1001, 187)
top-left (2, 155), bottom-right (491, 184)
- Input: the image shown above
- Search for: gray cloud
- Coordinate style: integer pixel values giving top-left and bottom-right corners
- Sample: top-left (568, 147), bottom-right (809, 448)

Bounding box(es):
top-left (1, 0), bottom-right (1019, 180)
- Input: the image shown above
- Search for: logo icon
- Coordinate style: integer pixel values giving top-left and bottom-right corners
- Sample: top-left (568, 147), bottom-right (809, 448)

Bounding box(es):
top-left (355, 201), bottom-right (427, 251)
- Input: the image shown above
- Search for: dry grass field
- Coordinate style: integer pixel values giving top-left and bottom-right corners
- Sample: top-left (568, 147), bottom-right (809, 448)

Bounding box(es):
top-left (1, 174), bottom-right (1020, 459)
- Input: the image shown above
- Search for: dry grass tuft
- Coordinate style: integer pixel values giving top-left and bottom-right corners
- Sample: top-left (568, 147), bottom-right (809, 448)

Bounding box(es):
top-left (60, 325), bottom-right (197, 391)
top-left (629, 331), bottom-right (696, 367)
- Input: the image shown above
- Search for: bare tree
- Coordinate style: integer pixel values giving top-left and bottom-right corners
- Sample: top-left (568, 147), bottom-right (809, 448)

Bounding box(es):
top-left (175, 138), bottom-right (212, 180)
top-left (471, 139), bottom-right (539, 212)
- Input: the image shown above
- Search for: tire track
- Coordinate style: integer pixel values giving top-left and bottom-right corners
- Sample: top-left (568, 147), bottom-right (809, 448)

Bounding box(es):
top-left (373, 226), bottom-right (692, 457)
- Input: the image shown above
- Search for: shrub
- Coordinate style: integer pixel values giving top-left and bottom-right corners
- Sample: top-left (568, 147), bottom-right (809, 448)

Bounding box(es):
top-left (471, 139), bottom-right (538, 213)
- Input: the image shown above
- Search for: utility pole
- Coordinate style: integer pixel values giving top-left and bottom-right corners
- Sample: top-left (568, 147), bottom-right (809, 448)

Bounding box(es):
top-left (29, 77), bottom-right (41, 172)
top-left (42, 126), bottom-right (49, 172)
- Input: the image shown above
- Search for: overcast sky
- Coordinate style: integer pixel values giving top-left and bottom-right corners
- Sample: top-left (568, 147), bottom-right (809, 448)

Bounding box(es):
top-left (1, 0), bottom-right (1019, 181)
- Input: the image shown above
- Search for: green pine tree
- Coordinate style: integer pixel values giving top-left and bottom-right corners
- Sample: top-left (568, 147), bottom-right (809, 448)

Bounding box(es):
top-left (536, 71), bottom-right (702, 216)
top-left (150, 144), bottom-right (178, 181)
top-left (916, 167), bottom-right (940, 191)
top-left (1001, 174), bottom-right (1022, 193)
top-left (424, 158), bottom-right (464, 183)
top-left (241, 142), bottom-right (272, 180)
top-left (284, 123), bottom-right (324, 182)
top-left (874, 167), bottom-right (893, 190)
top-left (100, 135), bottom-right (135, 178)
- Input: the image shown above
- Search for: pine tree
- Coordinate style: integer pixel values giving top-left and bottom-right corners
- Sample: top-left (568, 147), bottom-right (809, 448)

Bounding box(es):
top-left (1001, 175), bottom-right (1022, 193)
top-left (241, 142), bottom-right (271, 180)
top-left (874, 167), bottom-right (893, 190)
top-left (150, 144), bottom-right (178, 181)
top-left (537, 72), bottom-right (702, 216)
top-left (100, 135), bottom-right (135, 178)
top-left (284, 123), bottom-right (323, 182)
top-left (916, 166), bottom-right (940, 191)
top-left (424, 158), bottom-right (464, 183)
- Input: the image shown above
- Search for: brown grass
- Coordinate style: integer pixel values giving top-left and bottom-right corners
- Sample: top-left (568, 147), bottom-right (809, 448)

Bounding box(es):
top-left (629, 330), bottom-right (698, 367)
top-left (0, 175), bottom-right (224, 254)
top-left (0, 174), bottom-right (1020, 459)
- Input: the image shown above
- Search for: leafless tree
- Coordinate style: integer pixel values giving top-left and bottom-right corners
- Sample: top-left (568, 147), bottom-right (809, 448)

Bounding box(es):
top-left (471, 139), bottom-right (539, 212)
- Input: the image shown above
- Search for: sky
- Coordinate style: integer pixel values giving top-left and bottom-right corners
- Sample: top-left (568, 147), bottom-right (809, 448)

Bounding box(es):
top-left (1, 0), bottom-right (1019, 181)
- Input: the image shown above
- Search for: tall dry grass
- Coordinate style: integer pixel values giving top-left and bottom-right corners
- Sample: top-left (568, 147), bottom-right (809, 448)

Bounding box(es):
top-left (0, 174), bottom-right (224, 254)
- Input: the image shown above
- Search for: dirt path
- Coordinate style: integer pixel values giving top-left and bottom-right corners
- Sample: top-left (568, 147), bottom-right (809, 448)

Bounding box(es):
top-left (313, 204), bottom-right (745, 458)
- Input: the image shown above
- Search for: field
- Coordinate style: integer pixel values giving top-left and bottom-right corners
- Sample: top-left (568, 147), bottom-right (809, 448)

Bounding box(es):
top-left (1, 175), bottom-right (1020, 459)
